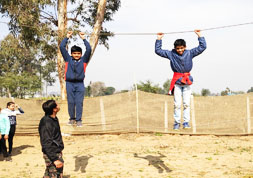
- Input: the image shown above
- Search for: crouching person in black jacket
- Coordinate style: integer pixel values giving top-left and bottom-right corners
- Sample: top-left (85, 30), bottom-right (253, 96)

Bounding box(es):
top-left (39, 100), bottom-right (64, 178)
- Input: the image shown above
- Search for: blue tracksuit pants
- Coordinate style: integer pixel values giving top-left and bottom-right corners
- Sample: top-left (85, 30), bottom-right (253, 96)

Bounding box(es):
top-left (66, 81), bottom-right (85, 122)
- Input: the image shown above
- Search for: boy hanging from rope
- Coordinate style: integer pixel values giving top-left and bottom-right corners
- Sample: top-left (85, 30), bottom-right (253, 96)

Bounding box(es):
top-left (155, 30), bottom-right (207, 130)
top-left (60, 31), bottom-right (91, 127)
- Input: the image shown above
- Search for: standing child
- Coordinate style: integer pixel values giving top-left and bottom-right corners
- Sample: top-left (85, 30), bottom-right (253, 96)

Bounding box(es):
top-left (155, 30), bottom-right (206, 130)
top-left (60, 31), bottom-right (91, 127)
top-left (39, 100), bottom-right (64, 178)
top-left (1, 102), bottom-right (24, 155)
top-left (0, 108), bottom-right (11, 161)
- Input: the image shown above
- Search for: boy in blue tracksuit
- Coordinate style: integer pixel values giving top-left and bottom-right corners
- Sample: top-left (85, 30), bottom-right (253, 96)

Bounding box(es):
top-left (155, 30), bottom-right (206, 130)
top-left (60, 31), bottom-right (91, 127)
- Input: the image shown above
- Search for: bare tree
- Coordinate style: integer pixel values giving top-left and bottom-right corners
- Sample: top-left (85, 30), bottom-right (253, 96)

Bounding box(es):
top-left (90, 81), bottom-right (106, 97)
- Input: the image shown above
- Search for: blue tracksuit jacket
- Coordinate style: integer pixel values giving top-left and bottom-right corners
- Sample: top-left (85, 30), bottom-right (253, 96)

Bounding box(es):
top-left (155, 37), bottom-right (207, 84)
top-left (60, 38), bottom-right (91, 82)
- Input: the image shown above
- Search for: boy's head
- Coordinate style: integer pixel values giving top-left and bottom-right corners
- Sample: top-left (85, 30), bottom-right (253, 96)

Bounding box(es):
top-left (7, 102), bottom-right (15, 111)
top-left (42, 100), bottom-right (60, 116)
top-left (71, 45), bottom-right (82, 60)
top-left (174, 39), bottom-right (186, 55)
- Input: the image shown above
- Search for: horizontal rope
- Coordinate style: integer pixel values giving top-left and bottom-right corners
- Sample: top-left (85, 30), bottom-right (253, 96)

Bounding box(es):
top-left (0, 21), bottom-right (253, 36)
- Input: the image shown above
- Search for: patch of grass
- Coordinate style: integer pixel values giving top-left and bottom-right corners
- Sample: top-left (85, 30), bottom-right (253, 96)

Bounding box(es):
top-left (228, 147), bottom-right (234, 151)
top-left (206, 157), bottom-right (212, 161)
top-left (243, 175), bottom-right (253, 178)
top-left (214, 151), bottom-right (219, 155)
top-left (241, 147), bottom-right (251, 152)
top-left (155, 132), bottom-right (163, 136)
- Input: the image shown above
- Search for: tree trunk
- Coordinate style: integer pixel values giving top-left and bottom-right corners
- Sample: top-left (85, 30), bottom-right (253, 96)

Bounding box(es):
top-left (89, 0), bottom-right (107, 62)
top-left (57, 0), bottom-right (67, 100)
top-left (7, 87), bottom-right (12, 98)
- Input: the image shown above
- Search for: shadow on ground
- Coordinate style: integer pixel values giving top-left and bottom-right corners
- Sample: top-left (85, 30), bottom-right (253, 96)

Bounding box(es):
top-left (134, 153), bottom-right (172, 173)
top-left (12, 145), bottom-right (34, 156)
top-left (74, 155), bottom-right (93, 173)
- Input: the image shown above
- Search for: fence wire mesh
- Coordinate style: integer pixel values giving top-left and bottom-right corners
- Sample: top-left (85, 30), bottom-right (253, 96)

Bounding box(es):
top-left (1, 91), bottom-right (253, 136)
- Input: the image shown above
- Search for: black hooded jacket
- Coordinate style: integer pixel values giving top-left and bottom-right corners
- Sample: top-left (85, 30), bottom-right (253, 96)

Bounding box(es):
top-left (39, 115), bottom-right (64, 162)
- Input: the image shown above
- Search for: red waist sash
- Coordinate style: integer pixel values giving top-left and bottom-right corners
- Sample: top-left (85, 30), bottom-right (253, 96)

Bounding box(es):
top-left (169, 72), bottom-right (192, 95)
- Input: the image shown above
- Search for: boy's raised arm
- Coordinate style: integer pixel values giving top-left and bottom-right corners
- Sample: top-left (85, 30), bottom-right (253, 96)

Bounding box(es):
top-left (155, 33), bottom-right (171, 59)
top-left (15, 104), bottom-right (24, 115)
top-left (59, 31), bottom-right (73, 61)
top-left (190, 29), bottom-right (207, 57)
top-left (194, 29), bottom-right (202, 37)
top-left (79, 32), bottom-right (91, 63)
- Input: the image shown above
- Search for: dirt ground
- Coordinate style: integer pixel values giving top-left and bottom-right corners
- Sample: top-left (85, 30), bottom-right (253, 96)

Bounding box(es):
top-left (0, 134), bottom-right (253, 178)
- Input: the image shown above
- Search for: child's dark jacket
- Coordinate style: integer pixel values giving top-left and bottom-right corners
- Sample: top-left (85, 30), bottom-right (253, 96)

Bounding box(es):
top-left (39, 115), bottom-right (64, 162)
top-left (155, 37), bottom-right (206, 85)
top-left (60, 38), bottom-right (91, 82)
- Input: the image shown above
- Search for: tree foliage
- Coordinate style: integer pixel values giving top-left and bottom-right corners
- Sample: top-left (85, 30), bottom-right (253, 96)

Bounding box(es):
top-left (0, 34), bottom-right (56, 98)
top-left (135, 80), bottom-right (163, 94)
top-left (247, 87), bottom-right (253, 93)
top-left (221, 87), bottom-right (231, 96)
top-left (162, 79), bottom-right (171, 94)
top-left (134, 79), bottom-right (172, 95)
top-left (104, 86), bottom-right (115, 95)
top-left (0, 0), bottom-right (121, 49)
top-left (201, 88), bottom-right (211, 96)
top-left (0, 0), bottom-right (121, 99)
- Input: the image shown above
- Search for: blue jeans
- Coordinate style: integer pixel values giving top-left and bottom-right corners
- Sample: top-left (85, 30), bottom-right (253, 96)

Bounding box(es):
top-left (173, 84), bottom-right (191, 124)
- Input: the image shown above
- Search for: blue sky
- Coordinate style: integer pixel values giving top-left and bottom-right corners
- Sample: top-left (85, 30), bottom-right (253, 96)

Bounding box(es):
top-left (1, 0), bottom-right (253, 94)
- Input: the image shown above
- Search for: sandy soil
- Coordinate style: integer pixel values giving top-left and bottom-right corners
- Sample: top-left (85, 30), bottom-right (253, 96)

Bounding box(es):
top-left (0, 134), bottom-right (253, 178)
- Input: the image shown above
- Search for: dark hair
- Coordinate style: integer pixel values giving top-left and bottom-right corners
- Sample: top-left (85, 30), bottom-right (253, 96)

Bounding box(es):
top-left (7, 101), bottom-right (15, 108)
top-left (174, 39), bottom-right (186, 48)
top-left (71, 45), bottom-right (82, 54)
top-left (42, 100), bottom-right (57, 115)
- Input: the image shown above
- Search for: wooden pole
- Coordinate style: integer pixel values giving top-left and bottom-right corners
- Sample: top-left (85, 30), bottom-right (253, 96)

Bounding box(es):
top-left (134, 74), bottom-right (139, 134)
top-left (100, 98), bottom-right (106, 131)
top-left (164, 101), bottom-right (168, 133)
top-left (247, 97), bottom-right (251, 134)
top-left (191, 95), bottom-right (196, 133)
